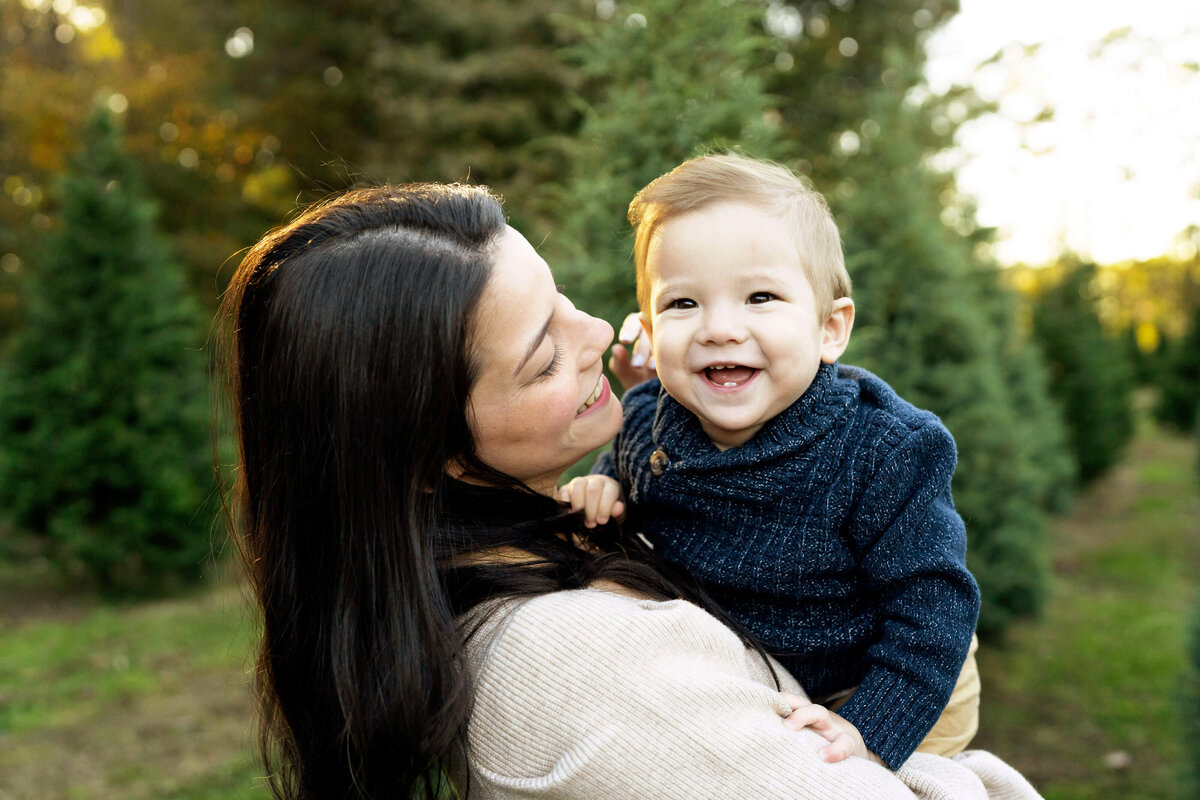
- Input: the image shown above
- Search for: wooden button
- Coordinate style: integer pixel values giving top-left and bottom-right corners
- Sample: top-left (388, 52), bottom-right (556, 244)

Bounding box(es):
top-left (649, 448), bottom-right (668, 476)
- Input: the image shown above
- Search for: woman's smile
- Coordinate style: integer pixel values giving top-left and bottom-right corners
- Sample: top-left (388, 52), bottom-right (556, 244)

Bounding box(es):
top-left (576, 374), bottom-right (611, 416)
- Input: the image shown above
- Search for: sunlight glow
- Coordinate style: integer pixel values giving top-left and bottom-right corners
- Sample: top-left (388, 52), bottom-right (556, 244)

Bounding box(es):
top-left (926, 0), bottom-right (1200, 265)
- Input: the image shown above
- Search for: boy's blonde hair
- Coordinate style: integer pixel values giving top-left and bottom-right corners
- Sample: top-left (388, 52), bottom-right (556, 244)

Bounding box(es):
top-left (628, 153), bottom-right (851, 322)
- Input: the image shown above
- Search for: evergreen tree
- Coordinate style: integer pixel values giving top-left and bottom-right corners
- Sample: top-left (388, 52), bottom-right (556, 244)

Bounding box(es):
top-left (764, 0), bottom-right (967, 188)
top-left (215, 0), bottom-right (582, 235)
top-left (1155, 300), bottom-right (1200, 432)
top-left (1030, 260), bottom-right (1135, 482)
top-left (768, 1), bottom-right (1072, 631)
top-left (0, 106), bottom-right (212, 595)
top-left (834, 92), bottom-right (1068, 634)
top-left (548, 0), bottom-right (781, 327)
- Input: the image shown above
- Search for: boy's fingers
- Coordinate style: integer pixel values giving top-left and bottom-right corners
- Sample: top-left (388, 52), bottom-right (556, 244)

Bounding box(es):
top-left (596, 480), bottom-right (623, 524)
top-left (781, 701), bottom-right (846, 746)
top-left (618, 312), bottom-right (642, 344)
top-left (583, 481), bottom-right (603, 528)
top-left (820, 734), bottom-right (856, 763)
top-left (564, 480), bottom-right (586, 513)
top-left (609, 345), bottom-right (640, 391)
top-left (630, 330), bottom-right (651, 367)
top-left (782, 704), bottom-right (830, 734)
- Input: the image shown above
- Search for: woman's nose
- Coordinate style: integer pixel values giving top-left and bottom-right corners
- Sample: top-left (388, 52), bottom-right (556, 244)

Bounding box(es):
top-left (576, 309), bottom-right (613, 363)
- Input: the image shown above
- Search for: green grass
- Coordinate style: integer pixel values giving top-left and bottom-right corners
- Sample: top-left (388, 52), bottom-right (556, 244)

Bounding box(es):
top-left (0, 416), bottom-right (1195, 799)
top-left (0, 567), bottom-right (268, 800)
top-left (973, 416), bottom-right (1199, 800)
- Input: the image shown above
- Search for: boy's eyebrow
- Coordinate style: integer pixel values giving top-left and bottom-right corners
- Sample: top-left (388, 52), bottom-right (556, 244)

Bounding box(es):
top-left (514, 314), bottom-right (553, 377)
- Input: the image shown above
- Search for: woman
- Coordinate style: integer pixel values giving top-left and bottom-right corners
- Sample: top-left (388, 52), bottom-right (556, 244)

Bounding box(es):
top-left (218, 183), bottom-right (1040, 800)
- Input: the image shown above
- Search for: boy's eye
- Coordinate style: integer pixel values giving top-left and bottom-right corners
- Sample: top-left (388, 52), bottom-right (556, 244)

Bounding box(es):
top-left (748, 292), bottom-right (777, 304)
top-left (667, 298), bottom-right (696, 310)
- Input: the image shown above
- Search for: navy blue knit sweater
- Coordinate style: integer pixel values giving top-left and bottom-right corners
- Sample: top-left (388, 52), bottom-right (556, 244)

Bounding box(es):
top-left (595, 361), bottom-right (980, 768)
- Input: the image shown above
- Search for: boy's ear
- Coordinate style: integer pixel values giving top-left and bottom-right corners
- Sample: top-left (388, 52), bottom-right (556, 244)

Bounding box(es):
top-left (820, 298), bottom-right (855, 363)
top-left (638, 311), bottom-right (652, 344)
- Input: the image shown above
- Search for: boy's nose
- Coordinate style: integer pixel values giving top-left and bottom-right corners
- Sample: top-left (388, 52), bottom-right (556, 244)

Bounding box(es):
top-left (700, 305), bottom-right (748, 344)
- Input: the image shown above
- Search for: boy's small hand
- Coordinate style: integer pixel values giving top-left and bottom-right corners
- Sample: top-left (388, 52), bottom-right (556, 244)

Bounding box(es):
top-left (558, 475), bottom-right (626, 528)
top-left (608, 312), bottom-right (656, 391)
top-left (779, 693), bottom-right (880, 765)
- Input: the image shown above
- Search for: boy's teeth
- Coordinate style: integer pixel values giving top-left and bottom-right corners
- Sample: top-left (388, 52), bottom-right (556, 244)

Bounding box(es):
top-left (704, 364), bottom-right (755, 387)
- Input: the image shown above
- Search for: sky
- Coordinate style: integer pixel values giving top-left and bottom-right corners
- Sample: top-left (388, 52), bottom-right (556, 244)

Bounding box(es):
top-left (924, 0), bottom-right (1200, 265)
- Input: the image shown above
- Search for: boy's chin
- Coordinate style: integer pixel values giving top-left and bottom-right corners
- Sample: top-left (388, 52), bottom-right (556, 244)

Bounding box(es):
top-left (698, 418), bottom-right (763, 449)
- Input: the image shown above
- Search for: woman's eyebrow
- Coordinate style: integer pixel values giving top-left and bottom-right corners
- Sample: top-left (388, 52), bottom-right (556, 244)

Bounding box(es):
top-left (514, 314), bottom-right (553, 377)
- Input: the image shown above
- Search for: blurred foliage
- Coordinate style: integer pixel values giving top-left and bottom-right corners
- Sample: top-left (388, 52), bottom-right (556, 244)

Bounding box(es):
top-left (214, 0), bottom-right (583, 230)
top-left (0, 107), bottom-right (212, 595)
top-left (1155, 301), bottom-right (1200, 433)
top-left (1007, 253), bottom-right (1200, 355)
top-left (765, 0), bottom-right (969, 186)
top-left (546, 0), bottom-right (779, 326)
top-left (5, 0), bottom-right (1178, 637)
top-left (0, 0), bottom-right (288, 326)
top-left (835, 89), bottom-right (1070, 635)
top-left (1009, 251), bottom-right (1200, 441)
top-left (1029, 260), bottom-right (1135, 483)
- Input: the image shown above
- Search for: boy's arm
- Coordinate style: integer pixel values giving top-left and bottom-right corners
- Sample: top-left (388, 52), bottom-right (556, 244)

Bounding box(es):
top-left (837, 421), bottom-right (980, 770)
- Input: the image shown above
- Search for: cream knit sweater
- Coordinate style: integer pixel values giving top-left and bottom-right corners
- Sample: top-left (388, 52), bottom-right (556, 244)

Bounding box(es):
top-left (450, 587), bottom-right (1041, 800)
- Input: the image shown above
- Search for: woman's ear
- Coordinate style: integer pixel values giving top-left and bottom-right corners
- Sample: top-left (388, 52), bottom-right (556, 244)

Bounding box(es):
top-left (820, 298), bottom-right (855, 363)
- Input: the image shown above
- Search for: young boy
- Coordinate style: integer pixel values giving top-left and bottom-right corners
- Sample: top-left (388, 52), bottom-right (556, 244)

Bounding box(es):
top-left (564, 154), bottom-right (980, 770)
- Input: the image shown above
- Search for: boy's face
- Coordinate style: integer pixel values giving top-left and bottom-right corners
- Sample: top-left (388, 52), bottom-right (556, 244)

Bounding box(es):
top-left (644, 201), bottom-right (851, 450)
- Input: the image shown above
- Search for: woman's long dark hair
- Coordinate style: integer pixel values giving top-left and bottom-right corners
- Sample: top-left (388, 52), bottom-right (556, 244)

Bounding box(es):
top-left (216, 184), bottom-right (769, 800)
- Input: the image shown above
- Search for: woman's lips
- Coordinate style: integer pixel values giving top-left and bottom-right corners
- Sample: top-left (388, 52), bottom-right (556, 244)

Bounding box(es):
top-left (576, 374), bottom-right (611, 416)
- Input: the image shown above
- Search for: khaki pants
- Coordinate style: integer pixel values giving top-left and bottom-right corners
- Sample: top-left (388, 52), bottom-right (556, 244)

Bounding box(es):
top-left (825, 634), bottom-right (981, 758)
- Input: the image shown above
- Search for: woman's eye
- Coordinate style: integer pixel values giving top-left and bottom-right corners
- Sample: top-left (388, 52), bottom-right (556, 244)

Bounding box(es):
top-left (539, 345), bottom-right (564, 379)
top-left (667, 298), bottom-right (696, 310)
top-left (748, 292), bottom-right (776, 304)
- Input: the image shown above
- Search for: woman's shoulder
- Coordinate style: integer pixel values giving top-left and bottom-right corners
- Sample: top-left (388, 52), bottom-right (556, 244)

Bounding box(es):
top-left (461, 584), bottom-right (786, 697)
top-left (464, 585), bottom-right (732, 666)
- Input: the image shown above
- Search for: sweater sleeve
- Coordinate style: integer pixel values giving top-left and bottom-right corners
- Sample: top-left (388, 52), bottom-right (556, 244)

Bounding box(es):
top-left (838, 422), bottom-right (981, 769)
top-left (463, 590), bottom-right (929, 800)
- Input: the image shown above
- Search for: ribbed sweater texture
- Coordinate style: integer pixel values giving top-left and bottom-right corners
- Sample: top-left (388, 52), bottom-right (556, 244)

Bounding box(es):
top-left (595, 361), bottom-right (981, 768)
top-left (451, 588), bottom-right (1039, 799)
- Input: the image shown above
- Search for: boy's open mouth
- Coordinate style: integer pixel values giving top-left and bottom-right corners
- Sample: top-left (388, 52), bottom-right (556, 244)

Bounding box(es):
top-left (703, 364), bottom-right (758, 388)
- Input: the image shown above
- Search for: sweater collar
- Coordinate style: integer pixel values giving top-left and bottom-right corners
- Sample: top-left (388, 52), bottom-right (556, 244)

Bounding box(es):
top-left (650, 361), bottom-right (854, 467)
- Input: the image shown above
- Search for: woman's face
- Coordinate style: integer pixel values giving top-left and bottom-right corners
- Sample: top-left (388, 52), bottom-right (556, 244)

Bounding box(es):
top-left (466, 226), bottom-right (621, 494)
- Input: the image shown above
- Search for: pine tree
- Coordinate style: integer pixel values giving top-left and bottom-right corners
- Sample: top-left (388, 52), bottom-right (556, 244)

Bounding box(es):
top-left (547, 0), bottom-right (782, 327)
top-left (1031, 260), bottom-right (1135, 482)
top-left (834, 93), bottom-right (1068, 634)
top-left (768, 2), bottom-right (1072, 630)
top-left (0, 105), bottom-right (212, 595)
top-left (764, 0), bottom-right (965, 188)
